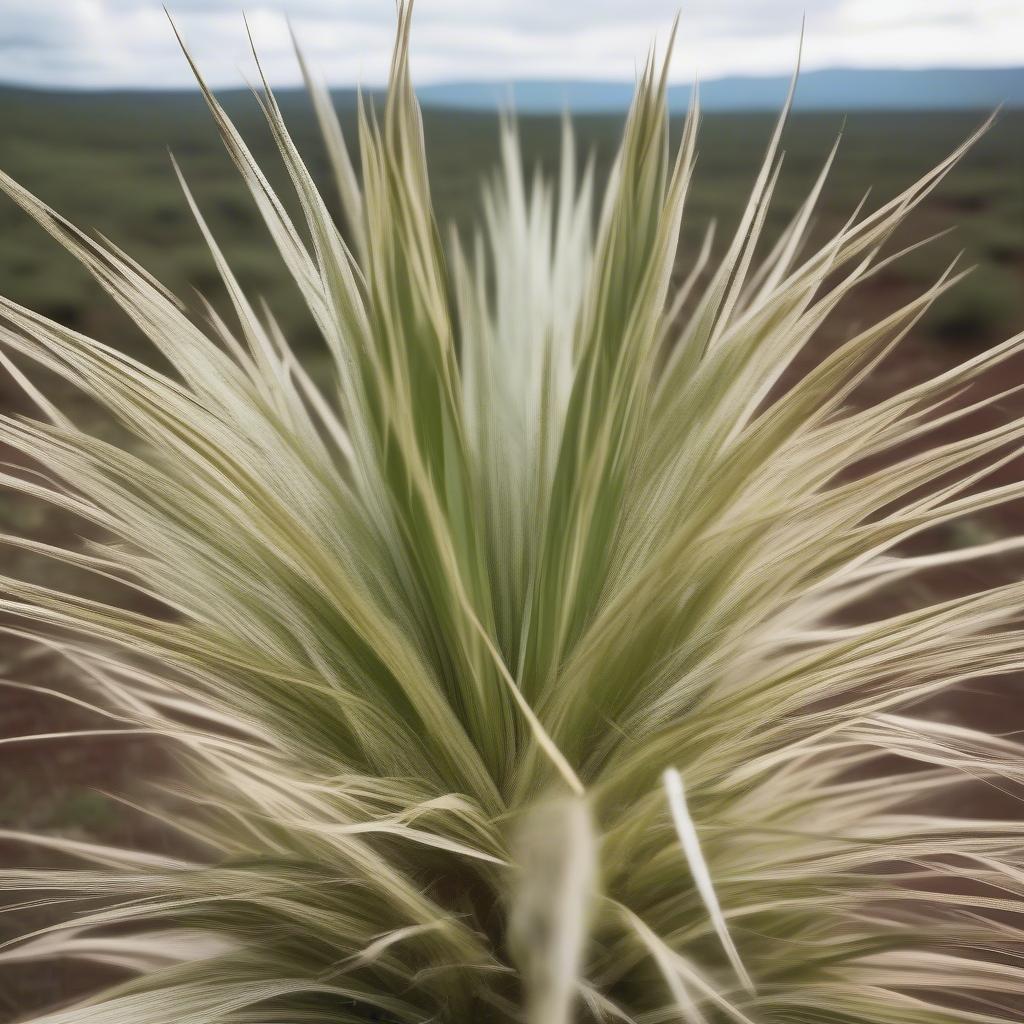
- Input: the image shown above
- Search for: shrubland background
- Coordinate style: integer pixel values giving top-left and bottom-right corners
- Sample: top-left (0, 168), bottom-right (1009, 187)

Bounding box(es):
top-left (0, 89), bottom-right (1022, 1016)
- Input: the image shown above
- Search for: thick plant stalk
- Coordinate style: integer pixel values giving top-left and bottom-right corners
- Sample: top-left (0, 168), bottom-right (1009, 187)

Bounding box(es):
top-left (3, 3), bottom-right (1024, 1022)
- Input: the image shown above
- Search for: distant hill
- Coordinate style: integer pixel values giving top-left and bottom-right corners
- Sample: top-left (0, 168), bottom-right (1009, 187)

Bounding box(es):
top-left (415, 67), bottom-right (1024, 113)
top-left (2, 66), bottom-right (1021, 114)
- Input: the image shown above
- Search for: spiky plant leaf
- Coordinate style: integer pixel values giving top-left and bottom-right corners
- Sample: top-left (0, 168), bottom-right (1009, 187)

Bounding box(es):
top-left (3, 4), bottom-right (1024, 1022)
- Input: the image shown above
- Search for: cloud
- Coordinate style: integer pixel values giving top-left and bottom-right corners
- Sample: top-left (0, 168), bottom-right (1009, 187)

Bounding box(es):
top-left (0, 0), bottom-right (1020, 89)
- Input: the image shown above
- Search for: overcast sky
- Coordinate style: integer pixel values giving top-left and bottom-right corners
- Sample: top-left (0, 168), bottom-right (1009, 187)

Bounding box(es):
top-left (2, 1), bottom-right (1023, 90)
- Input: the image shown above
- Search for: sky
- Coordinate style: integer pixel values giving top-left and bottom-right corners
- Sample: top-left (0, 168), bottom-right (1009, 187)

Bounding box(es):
top-left (1, 1), bottom-right (1023, 90)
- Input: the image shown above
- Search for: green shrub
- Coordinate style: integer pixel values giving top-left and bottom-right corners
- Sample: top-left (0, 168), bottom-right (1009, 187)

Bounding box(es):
top-left (3, 5), bottom-right (1024, 1022)
top-left (928, 267), bottom-right (1016, 344)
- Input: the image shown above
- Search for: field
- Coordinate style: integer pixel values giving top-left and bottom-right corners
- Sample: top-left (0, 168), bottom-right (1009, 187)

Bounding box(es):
top-left (0, 87), bottom-right (1023, 1016)
top-left (2, 90), bottom-right (1022, 351)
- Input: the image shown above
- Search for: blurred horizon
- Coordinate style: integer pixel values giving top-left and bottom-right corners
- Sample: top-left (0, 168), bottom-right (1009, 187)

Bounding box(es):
top-left (2, 66), bottom-right (1024, 113)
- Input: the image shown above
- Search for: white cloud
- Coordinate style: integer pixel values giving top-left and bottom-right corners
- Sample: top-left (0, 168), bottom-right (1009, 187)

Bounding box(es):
top-left (0, 0), bottom-right (1020, 89)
